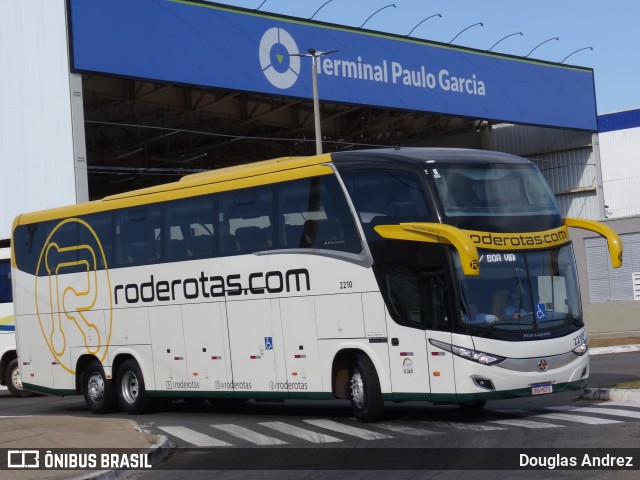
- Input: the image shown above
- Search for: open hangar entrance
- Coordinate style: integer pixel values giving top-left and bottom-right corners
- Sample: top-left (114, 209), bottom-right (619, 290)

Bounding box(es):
top-left (81, 75), bottom-right (494, 199)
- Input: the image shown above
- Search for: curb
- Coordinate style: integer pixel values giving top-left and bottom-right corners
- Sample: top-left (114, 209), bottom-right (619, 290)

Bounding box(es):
top-left (581, 388), bottom-right (640, 403)
top-left (589, 344), bottom-right (640, 356)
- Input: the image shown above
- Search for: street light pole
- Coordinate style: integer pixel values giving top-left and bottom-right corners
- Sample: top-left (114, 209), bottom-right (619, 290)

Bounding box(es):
top-left (310, 51), bottom-right (322, 154)
top-left (291, 48), bottom-right (337, 155)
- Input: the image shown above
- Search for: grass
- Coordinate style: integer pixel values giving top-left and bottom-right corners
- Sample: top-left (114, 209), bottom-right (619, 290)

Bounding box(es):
top-left (588, 337), bottom-right (640, 348)
top-left (600, 380), bottom-right (640, 389)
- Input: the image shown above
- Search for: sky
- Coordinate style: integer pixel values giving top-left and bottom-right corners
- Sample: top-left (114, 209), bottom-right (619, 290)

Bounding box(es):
top-left (211, 0), bottom-right (638, 114)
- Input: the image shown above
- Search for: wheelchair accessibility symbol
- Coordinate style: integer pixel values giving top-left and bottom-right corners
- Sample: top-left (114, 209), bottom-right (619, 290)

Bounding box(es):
top-left (535, 303), bottom-right (547, 320)
top-left (264, 337), bottom-right (273, 350)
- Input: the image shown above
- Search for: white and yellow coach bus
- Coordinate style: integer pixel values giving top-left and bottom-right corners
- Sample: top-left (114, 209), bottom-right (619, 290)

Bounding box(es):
top-left (11, 148), bottom-right (621, 421)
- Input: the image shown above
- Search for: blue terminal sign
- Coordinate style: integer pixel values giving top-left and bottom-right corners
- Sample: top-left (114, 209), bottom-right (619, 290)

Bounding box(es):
top-left (68, 0), bottom-right (597, 131)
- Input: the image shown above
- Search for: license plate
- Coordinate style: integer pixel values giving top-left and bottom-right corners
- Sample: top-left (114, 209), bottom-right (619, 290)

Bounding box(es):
top-left (531, 383), bottom-right (553, 395)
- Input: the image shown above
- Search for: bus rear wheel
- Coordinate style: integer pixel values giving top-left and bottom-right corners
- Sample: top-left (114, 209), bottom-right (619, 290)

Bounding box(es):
top-left (349, 354), bottom-right (383, 422)
top-left (83, 360), bottom-right (115, 413)
top-left (117, 359), bottom-right (153, 414)
top-left (5, 358), bottom-right (33, 398)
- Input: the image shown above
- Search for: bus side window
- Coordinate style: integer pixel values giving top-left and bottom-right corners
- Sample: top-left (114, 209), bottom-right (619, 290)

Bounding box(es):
top-left (423, 272), bottom-right (450, 331)
top-left (116, 207), bottom-right (161, 265)
top-left (278, 175), bottom-right (362, 254)
top-left (220, 185), bottom-right (274, 255)
top-left (164, 195), bottom-right (216, 260)
top-left (0, 258), bottom-right (11, 304)
top-left (80, 212), bottom-right (113, 269)
top-left (340, 169), bottom-right (433, 240)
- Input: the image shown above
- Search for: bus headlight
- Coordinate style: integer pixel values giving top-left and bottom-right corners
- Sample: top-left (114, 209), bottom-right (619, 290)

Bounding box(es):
top-left (429, 339), bottom-right (506, 366)
top-left (572, 339), bottom-right (589, 356)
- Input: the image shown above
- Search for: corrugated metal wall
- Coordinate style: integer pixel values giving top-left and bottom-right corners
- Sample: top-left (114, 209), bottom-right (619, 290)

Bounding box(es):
top-left (598, 126), bottom-right (640, 218)
top-left (585, 232), bottom-right (640, 303)
top-left (491, 125), bottom-right (602, 220)
top-left (0, 0), bottom-right (87, 240)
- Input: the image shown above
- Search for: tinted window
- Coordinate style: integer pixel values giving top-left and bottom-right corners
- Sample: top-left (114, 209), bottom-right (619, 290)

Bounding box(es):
top-left (220, 185), bottom-right (274, 254)
top-left (278, 175), bottom-right (362, 254)
top-left (115, 207), bottom-right (162, 266)
top-left (341, 169), bottom-right (433, 239)
top-left (165, 195), bottom-right (216, 260)
top-left (0, 259), bottom-right (11, 304)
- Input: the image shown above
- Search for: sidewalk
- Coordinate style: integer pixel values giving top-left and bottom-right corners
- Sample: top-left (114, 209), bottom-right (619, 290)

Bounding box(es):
top-left (0, 415), bottom-right (169, 480)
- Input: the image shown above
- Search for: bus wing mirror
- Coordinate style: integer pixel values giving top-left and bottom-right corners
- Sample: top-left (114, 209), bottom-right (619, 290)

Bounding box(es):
top-left (564, 218), bottom-right (623, 268)
top-left (374, 222), bottom-right (479, 276)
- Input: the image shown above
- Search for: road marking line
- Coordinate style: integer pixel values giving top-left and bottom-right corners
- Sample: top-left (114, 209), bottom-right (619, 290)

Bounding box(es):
top-left (374, 423), bottom-right (442, 435)
top-left (210, 424), bottom-right (288, 445)
top-left (537, 413), bottom-right (622, 425)
top-left (259, 421), bottom-right (342, 443)
top-left (547, 405), bottom-right (640, 419)
top-left (424, 421), bottom-right (505, 431)
top-left (303, 419), bottom-right (393, 440)
top-left (158, 426), bottom-right (233, 447)
top-left (490, 418), bottom-right (565, 429)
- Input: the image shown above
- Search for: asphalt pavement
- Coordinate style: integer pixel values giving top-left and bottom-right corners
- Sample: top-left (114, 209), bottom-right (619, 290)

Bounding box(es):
top-left (0, 343), bottom-right (638, 480)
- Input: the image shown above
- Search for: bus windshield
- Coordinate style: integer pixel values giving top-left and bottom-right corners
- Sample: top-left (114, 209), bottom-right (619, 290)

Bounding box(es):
top-left (454, 244), bottom-right (582, 339)
top-left (430, 163), bottom-right (559, 218)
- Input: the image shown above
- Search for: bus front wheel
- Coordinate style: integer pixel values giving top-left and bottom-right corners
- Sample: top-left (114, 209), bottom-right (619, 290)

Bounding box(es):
top-left (5, 358), bottom-right (33, 398)
top-left (83, 361), bottom-right (115, 414)
top-left (349, 354), bottom-right (383, 422)
top-left (117, 359), bottom-right (153, 414)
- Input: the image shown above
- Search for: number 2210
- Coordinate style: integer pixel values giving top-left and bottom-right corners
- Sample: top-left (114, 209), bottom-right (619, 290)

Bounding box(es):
top-left (339, 281), bottom-right (352, 289)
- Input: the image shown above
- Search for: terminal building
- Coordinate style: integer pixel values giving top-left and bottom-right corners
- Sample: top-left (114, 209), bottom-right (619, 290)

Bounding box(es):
top-left (0, 0), bottom-right (636, 334)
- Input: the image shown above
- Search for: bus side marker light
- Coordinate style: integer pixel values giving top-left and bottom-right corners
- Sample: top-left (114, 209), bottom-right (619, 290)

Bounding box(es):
top-left (211, 356), bottom-right (222, 360)
top-left (294, 354), bottom-right (306, 358)
top-left (292, 372), bottom-right (298, 376)
top-left (250, 355), bottom-right (261, 359)
top-left (192, 372), bottom-right (198, 376)
top-left (433, 372), bottom-right (441, 377)
top-left (399, 352), bottom-right (413, 357)
top-left (431, 352), bottom-right (445, 356)
top-left (174, 356), bottom-right (184, 361)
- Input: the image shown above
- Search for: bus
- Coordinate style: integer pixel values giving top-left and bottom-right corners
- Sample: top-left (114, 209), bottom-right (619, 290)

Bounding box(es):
top-left (10, 148), bottom-right (621, 421)
top-left (0, 243), bottom-right (32, 397)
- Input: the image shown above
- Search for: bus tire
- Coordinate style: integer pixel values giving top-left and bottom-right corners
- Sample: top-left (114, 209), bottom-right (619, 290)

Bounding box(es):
top-left (117, 359), bottom-right (153, 414)
top-left (349, 354), bottom-right (383, 422)
top-left (5, 358), bottom-right (33, 398)
top-left (83, 360), bottom-right (115, 414)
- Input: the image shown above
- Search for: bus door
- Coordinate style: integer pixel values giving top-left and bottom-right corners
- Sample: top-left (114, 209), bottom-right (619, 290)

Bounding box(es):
top-left (421, 271), bottom-right (456, 397)
top-left (382, 266), bottom-right (451, 396)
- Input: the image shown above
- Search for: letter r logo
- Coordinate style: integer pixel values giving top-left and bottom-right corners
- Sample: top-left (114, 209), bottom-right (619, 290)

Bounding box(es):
top-left (35, 218), bottom-right (113, 374)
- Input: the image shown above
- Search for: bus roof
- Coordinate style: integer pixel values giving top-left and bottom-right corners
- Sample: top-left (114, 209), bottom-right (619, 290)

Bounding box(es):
top-left (331, 147), bottom-right (532, 166)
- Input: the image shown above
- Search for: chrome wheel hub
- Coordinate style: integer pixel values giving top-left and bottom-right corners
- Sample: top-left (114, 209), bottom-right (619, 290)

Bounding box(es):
top-left (87, 373), bottom-right (105, 402)
top-left (121, 371), bottom-right (139, 404)
top-left (350, 369), bottom-right (364, 410)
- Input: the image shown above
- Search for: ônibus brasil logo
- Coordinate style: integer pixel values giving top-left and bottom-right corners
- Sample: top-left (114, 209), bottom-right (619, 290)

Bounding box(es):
top-left (259, 27), bottom-right (301, 89)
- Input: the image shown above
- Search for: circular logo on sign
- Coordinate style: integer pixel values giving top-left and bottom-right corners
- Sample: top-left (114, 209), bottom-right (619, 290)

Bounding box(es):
top-left (259, 27), bottom-right (301, 89)
top-left (35, 218), bottom-right (113, 374)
